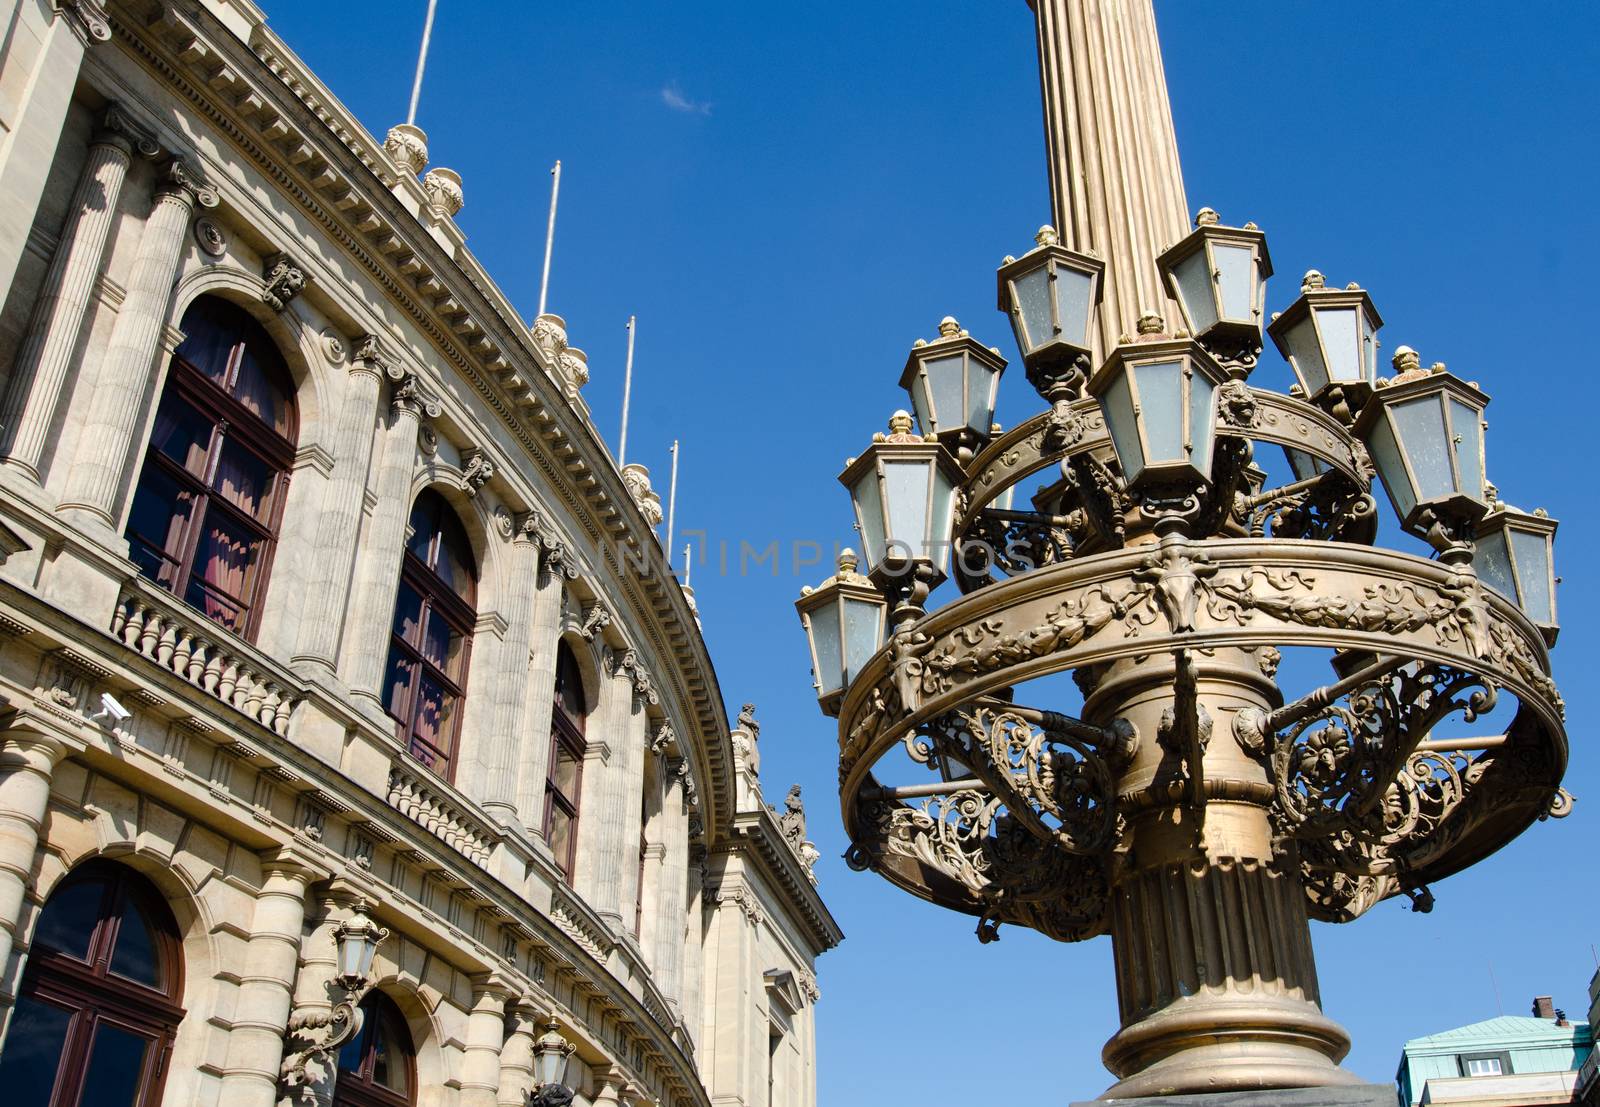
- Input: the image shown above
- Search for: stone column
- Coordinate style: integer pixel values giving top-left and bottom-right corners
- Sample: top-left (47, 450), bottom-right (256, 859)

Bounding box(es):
top-left (680, 850), bottom-right (705, 1048)
top-left (217, 850), bottom-right (320, 1107)
top-left (58, 157), bottom-right (218, 528)
top-left (0, 1), bottom-right (111, 301)
top-left (1028, 0), bottom-right (1190, 355)
top-left (702, 879), bottom-right (761, 1104)
top-left (0, 104), bottom-right (154, 482)
top-left (340, 376), bottom-right (432, 701)
top-left (515, 536), bottom-right (574, 839)
top-left (591, 1070), bottom-right (625, 1107)
top-left (291, 339), bottom-right (389, 671)
top-left (0, 729), bottom-right (70, 988)
top-left (477, 514), bottom-right (541, 822)
top-left (653, 758), bottom-right (689, 1006)
top-left (616, 725), bottom-right (651, 943)
top-left (496, 999), bottom-right (540, 1107)
top-left (460, 975), bottom-right (512, 1107)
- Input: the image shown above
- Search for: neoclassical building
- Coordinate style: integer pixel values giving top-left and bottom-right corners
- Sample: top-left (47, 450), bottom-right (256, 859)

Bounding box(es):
top-left (0, 2), bottom-right (839, 1106)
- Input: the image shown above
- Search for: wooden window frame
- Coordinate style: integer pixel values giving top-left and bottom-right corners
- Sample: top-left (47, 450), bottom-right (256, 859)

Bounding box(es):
top-left (543, 643), bottom-right (587, 882)
top-left (126, 302), bottom-right (297, 642)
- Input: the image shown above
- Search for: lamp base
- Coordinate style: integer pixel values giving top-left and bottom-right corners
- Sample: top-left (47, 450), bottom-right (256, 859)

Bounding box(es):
top-left (1072, 1084), bottom-right (1394, 1106)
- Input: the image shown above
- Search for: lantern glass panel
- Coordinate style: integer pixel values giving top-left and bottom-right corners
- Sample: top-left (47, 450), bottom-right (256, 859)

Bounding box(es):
top-left (964, 358), bottom-right (995, 433)
top-left (1317, 306), bottom-right (1363, 383)
top-left (1134, 360), bottom-right (1186, 463)
top-left (1102, 370), bottom-right (1144, 478)
top-left (851, 468), bottom-right (885, 568)
top-left (1285, 313), bottom-right (1328, 393)
top-left (1173, 252), bottom-right (1217, 333)
top-left (536, 1048), bottom-right (565, 1088)
top-left (809, 602), bottom-right (843, 695)
top-left (929, 465), bottom-right (956, 571)
top-left (1365, 413), bottom-right (1415, 519)
top-left (336, 936), bottom-right (361, 979)
top-left (1057, 266), bottom-right (1095, 349)
top-left (1013, 266), bottom-right (1053, 352)
top-left (1284, 447), bottom-right (1330, 483)
top-left (920, 354), bottom-right (965, 434)
top-left (884, 460), bottom-right (930, 560)
top-left (1448, 398), bottom-right (1483, 498)
top-left (1510, 528), bottom-right (1555, 625)
top-left (1214, 243), bottom-right (1256, 321)
top-left (1475, 529), bottom-right (1515, 601)
top-left (1391, 396), bottom-right (1454, 502)
top-left (1188, 369), bottom-right (1217, 472)
top-left (842, 596), bottom-right (883, 683)
top-left (1361, 311), bottom-right (1379, 380)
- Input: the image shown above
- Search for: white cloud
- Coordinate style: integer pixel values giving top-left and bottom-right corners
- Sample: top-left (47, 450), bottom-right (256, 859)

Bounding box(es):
top-left (661, 82), bottom-right (712, 116)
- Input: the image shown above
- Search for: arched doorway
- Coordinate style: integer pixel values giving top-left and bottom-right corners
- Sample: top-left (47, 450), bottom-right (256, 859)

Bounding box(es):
top-left (333, 991), bottom-right (416, 1107)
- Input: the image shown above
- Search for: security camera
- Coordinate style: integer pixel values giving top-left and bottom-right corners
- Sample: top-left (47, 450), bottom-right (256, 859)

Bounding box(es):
top-left (90, 692), bottom-right (132, 724)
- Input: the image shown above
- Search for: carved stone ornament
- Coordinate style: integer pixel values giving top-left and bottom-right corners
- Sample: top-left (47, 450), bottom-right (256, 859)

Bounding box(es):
top-left (193, 218), bottom-right (227, 258)
top-left (320, 328), bottom-right (346, 365)
top-left (650, 720), bottom-right (677, 755)
top-left (156, 156), bottom-right (219, 209)
top-left (97, 103), bottom-right (160, 160)
top-left (531, 313), bottom-right (568, 362)
top-left (389, 372), bottom-right (441, 421)
top-left (262, 252), bottom-right (308, 312)
top-left (55, 0), bottom-right (111, 45)
top-left (557, 346), bottom-right (589, 400)
top-left (422, 167), bottom-right (464, 219)
top-left (460, 446), bottom-right (495, 497)
top-left (579, 602), bottom-right (611, 641)
top-left (620, 463), bottom-right (664, 527)
top-left (383, 123), bottom-right (428, 177)
top-left (606, 648), bottom-right (658, 706)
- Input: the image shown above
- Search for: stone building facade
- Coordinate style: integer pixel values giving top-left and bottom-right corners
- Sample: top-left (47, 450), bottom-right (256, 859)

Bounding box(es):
top-left (0, 2), bottom-right (839, 1106)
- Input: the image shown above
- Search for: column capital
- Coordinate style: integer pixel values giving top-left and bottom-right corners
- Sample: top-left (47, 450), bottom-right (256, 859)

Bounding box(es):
top-left (389, 370), bottom-right (440, 421)
top-left (260, 842), bottom-right (329, 884)
top-left (155, 156), bottom-right (219, 209)
top-left (469, 971), bottom-right (517, 1004)
top-left (54, 0), bottom-right (111, 46)
top-left (94, 103), bottom-right (159, 159)
top-left (0, 726), bottom-right (75, 773)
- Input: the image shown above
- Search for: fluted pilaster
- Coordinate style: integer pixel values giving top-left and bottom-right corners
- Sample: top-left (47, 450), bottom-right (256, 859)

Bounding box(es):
top-left (1029, 0), bottom-right (1190, 353)
top-left (478, 514), bottom-right (541, 821)
top-left (516, 535), bottom-right (573, 838)
top-left (58, 157), bottom-right (217, 527)
top-left (653, 759), bottom-right (689, 1006)
top-left (1, 105), bottom-right (153, 481)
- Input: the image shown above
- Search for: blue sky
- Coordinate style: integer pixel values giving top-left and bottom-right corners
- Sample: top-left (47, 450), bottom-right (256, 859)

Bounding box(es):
top-left (264, 2), bottom-right (1599, 1100)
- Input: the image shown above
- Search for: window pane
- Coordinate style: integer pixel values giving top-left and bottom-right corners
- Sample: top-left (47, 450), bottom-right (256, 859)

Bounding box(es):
top-left (392, 582), bottom-right (425, 647)
top-left (336, 1016), bottom-right (367, 1078)
top-left (78, 1022), bottom-right (153, 1107)
top-left (370, 1011), bottom-right (410, 1094)
top-left (232, 345), bottom-right (290, 436)
top-left (420, 610), bottom-right (466, 680)
top-left (149, 392), bottom-right (215, 478)
top-left (0, 994), bottom-right (74, 1106)
top-left (127, 468), bottom-right (196, 589)
top-left (433, 526), bottom-right (475, 603)
top-left (212, 438), bottom-right (275, 521)
top-left (551, 741), bottom-right (581, 801)
top-left (109, 898), bottom-right (160, 988)
top-left (411, 675), bottom-right (457, 756)
top-left (405, 498), bottom-right (437, 563)
top-left (31, 876), bottom-right (106, 962)
top-left (383, 649), bottom-right (416, 723)
top-left (186, 511), bottom-right (262, 633)
top-left (174, 300), bottom-right (236, 386)
top-left (545, 804), bottom-right (574, 873)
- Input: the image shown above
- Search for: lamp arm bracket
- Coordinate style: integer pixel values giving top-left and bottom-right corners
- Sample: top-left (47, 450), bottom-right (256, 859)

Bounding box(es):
top-left (279, 986), bottom-right (371, 1089)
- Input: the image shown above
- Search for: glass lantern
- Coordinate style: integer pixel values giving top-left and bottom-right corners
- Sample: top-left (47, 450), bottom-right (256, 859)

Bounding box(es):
top-left (898, 317), bottom-right (1007, 452)
top-left (333, 906), bottom-right (389, 987)
top-left (1157, 210), bottom-right (1272, 350)
top-left (1475, 505), bottom-right (1558, 642)
top-left (1355, 366), bottom-right (1489, 531)
top-left (997, 227), bottom-right (1104, 376)
top-left (839, 413), bottom-right (963, 582)
top-left (1267, 272), bottom-right (1383, 402)
top-left (795, 549), bottom-right (888, 715)
top-left (533, 1019), bottom-right (576, 1089)
top-left (1087, 338), bottom-right (1228, 490)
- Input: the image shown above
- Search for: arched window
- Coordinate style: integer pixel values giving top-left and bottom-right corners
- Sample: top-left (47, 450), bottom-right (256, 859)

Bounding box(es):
top-left (125, 296), bottom-right (298, 639)
top-left (0, 861), bottom-right (184, 1107)
top-left (384, 490), bottom-right (476, 777)
top-left (333, 991), bottom-right (415, 1107)
top-left (544, 641), bottom-right (586, 881)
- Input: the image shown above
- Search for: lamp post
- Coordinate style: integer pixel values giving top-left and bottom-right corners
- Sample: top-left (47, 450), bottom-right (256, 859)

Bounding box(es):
top-left (280, 903), bottom-right (390, 1090)
top-left (799, 67), bottom-right (1570, 1107)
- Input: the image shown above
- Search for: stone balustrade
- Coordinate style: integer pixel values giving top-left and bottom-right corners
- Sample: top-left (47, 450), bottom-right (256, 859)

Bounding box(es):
top-left (385, 762), bottom-right (494, 866)
top-left (110, 582), bottom-right (299, 735)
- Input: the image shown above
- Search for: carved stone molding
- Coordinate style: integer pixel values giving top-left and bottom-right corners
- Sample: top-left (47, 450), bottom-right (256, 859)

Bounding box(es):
top-left (422, 167), bottom-right (464, 219)
top-left (55, 0), bottom-right (111, 46)
top-left (460, 446), bottom-right (494, 497)
top-left (96, 102), bottom-right (160, 159)
top-left (579, 602), bottom-right (611, 641)
top-left (383, 123), bottom-right (428, 177)
top-left (155, 156), bottom-right (219, 209)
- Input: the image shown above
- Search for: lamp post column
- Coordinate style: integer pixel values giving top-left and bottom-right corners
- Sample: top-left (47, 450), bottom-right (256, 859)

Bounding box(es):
top-left (1085, 649), bottom-right (1355, 1097)
top-left (1027, 0), bottom-right (1190, 354)
top-left (58, 157), bottom-right (217, 528)
top-left (0, 105), bottom-right (154, 482)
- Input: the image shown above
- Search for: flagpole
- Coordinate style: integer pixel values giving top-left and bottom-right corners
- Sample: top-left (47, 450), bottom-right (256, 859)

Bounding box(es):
top-left (665, 439), bottom-right (679, 563)
top-left (618, 315), bottom-right (636, 465)
top-left (683, 544), bottom-right (693, 588)
top-left (405, 0), bottom-right (440, 126)
top-left (537, 160), bottom-right (561, 318)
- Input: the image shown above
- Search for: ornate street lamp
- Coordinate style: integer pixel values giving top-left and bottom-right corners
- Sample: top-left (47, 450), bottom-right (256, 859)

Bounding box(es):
top-left (1475, 501), bottom-right (1559, 643)
top-left (839, 412), bottom-right (962, 623)
top-left (997, 225), bottom-right (1105, 400)
top-left (795, 549), bottom-right (888, 716)
top-left (529, 1019), bottom-right (577, 1107)
top-left (1086, 320), bottom-right (1229, 496)
top-left (1354, 347), bottom-right (1490, 552)
top-left (898, 316), bottom-right (1008, 459)
top-left (280, 904), bottom-right (390, 1091)
top-left (1267, 270), bottom-right (1383, 423)
top-left (1157, 207), bottom-right (1272, 366)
